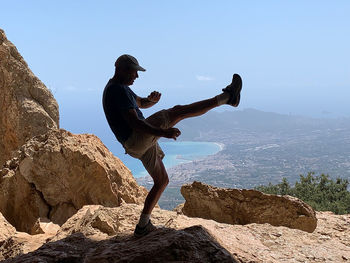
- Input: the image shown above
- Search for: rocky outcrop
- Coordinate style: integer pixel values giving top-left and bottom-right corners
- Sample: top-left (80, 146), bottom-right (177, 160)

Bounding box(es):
top-left (6, 227), bottom-right (237, 263)
top-left (53, 205), bottom-right (120, 241)
top-left (2, 204), bottom-right (349, 262)
top-left (0, 129), bottom-right (148, 233)
top-left (0, 231), bottom-right (55, 262)
top-left (180, 181), bottom-right (317, 233)
top-left (0, 29), bottom-right (59, 166)
top-left (0, 212), bottom-right (16, 241)
top-left (0, 212), bottom-right (54, 262)
top-left (30, 218), bottom-right (60, 236)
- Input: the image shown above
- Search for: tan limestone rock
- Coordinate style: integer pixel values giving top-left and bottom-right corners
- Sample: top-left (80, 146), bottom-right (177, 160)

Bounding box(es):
top-left (0, 213), bottom-right (56, 261)
top-left (173, 202), bottom-right (184, 214)
top-left (3, 204), bottom-right (350, 263)
top-left (0, 28), bottom-right (59, 166)
top-left (180, 181), bottom-right (317, 233)
top-left (6, 227), bottom-right (238, 263)
top-left (6, 204), bottom-right (238, 263)
top-left (30, 218), bottom-right (60, 236)
top-left (53, 205), bottom-right (119, 241)
top-left (0, 167), bottom-right (49, 234)
top-left (0, 231), bottom-right (55, 262)
top-left (0, 129), bottom-right (148, 233)
top-left (0, 212), bottom-right (16, 241)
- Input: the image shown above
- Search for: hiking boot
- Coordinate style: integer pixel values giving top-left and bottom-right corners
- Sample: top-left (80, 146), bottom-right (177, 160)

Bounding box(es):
top-left (222, 74), bottom-right (242, 107)
top-left (134, 219), bottom-right (157, 237)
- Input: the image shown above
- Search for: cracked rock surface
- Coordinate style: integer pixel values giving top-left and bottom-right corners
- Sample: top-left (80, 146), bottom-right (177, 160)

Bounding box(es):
top-left (0, 28), bottom-right (59, 166)
top-left (0, 129), bottom-right (148, 233)
top-left (2, 204), bottom-right (350, 263)
top-left (180, 181), bottom-right (317, 233)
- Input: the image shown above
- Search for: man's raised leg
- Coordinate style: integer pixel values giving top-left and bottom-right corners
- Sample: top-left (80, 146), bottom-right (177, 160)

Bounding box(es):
top-left (167, 94), bottom-right (228, 127)
top-left (166, 73), bottom-right (242, 126)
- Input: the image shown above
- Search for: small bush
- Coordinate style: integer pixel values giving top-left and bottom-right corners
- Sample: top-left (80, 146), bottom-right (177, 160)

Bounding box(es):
top-left (255, 172), bottom-right (350, 214)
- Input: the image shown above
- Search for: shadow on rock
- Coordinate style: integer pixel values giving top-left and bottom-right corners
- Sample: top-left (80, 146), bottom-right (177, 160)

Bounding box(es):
top-left (4, 226), bottom-right (239, 263)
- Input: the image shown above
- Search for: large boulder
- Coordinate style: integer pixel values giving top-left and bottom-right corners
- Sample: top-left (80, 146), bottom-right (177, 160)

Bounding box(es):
top-left (2, 204), bottom-right (350, 262)
top-left (180, 181), bottom-right (317, 233)
top-left (0, 28), bottom-right (59, 166)
top-left (0, 129), bottom-right (148, 233)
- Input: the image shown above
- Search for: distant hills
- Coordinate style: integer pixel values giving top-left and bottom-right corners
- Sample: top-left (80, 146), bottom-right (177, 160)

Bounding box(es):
top-left (174, 108), bottom-right (350, 141)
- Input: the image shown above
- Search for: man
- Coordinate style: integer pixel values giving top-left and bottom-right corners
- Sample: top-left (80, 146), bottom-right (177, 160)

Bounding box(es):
top-left (102, 54), bottom-right (242, 237)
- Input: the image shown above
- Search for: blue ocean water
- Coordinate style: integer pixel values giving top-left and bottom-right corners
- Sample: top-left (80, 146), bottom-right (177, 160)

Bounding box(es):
top-left (110, 141), bottom-right (222, 178)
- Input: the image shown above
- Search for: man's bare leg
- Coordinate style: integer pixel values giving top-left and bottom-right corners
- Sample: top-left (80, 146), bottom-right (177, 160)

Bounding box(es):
top-left (167, 94), bottom-right (227, 127)
top-left (165, 73), bottom-right (242, 126)
top-left (141, 156), bottom-right (169, 215)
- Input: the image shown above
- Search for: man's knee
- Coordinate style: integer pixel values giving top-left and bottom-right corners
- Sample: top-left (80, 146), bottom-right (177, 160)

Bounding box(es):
top-left (168, 105), bottom-right (184, 114)
top-left (148, 156), bottom-right (169, 189)
top-left (167, 105), bottom-right (186, 124)
top-left (163, 175), bottom-right (169, 186)
top-left (154, 174), bottom-right (169, 189)
top-left (170, 104), bottom-right (183, 110)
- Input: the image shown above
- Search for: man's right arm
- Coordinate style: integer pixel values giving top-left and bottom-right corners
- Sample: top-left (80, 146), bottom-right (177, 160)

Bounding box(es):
top-left (122, 109), bottom-right (181, 140)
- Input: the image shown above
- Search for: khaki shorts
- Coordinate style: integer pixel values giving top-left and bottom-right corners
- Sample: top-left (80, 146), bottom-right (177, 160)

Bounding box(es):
top-left (123, 110), bottom-right (171, 175)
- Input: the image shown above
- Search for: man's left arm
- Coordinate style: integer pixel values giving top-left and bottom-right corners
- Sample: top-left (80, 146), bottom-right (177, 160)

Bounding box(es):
top-left (136, 91), bottom-right (161, 109)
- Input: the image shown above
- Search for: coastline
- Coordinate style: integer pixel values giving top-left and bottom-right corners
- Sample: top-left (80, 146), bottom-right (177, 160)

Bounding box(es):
top-left (167, 141), bottom-right (225, 167)
top-left (174, 141), bottom-right (225, 162)
top-left (135, 141), bottom-right (224, 178)
top-left (214, 142), bottom-right (225, 151)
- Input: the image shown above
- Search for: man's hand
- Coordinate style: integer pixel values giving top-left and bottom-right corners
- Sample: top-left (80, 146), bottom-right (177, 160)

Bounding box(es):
top-left (147, 91), bottom-right (161, 103)
top-left (137, 91), bottom-right (161, 109)
top-left (162, 127), bottom-right (181, 140)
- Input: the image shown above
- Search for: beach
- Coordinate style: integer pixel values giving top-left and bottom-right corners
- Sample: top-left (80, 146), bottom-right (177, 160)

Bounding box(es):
top-left (132, 141), bottom-right (224, 178)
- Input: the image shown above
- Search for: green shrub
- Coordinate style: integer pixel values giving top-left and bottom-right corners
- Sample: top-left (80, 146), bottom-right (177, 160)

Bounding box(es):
top-left (255, 172), bottom-right (350, 214)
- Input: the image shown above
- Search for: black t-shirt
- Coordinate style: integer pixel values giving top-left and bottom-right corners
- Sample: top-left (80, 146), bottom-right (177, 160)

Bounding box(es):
top-left (102, 79), bottom-right (145, 143)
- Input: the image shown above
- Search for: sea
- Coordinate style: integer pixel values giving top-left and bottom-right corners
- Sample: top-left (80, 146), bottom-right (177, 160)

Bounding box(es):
top-left (109, 141), bottom-right (223, 178)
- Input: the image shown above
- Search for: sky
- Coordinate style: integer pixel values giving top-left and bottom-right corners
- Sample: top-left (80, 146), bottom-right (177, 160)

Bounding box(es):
top-left (1, 1), bottom-right (350, 146)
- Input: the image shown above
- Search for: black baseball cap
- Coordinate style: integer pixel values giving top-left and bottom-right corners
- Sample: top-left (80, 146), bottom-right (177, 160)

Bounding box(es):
top-left (114, 54), bottom-right (146, 71)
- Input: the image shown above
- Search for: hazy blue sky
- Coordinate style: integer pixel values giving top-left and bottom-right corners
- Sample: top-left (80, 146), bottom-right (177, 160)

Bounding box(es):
top-left (2, 1), bottom-right (350, 137)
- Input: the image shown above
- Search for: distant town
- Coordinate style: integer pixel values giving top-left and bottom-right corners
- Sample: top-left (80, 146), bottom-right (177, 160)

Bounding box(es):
top-left (137, 109), bottom-right (350, 210)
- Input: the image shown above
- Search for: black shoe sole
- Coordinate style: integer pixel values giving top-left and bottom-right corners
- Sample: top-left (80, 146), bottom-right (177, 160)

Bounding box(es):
top-left (232, 74), bottom-right (242, 106)
top-left (223, 74), bottom-right (242, 107)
